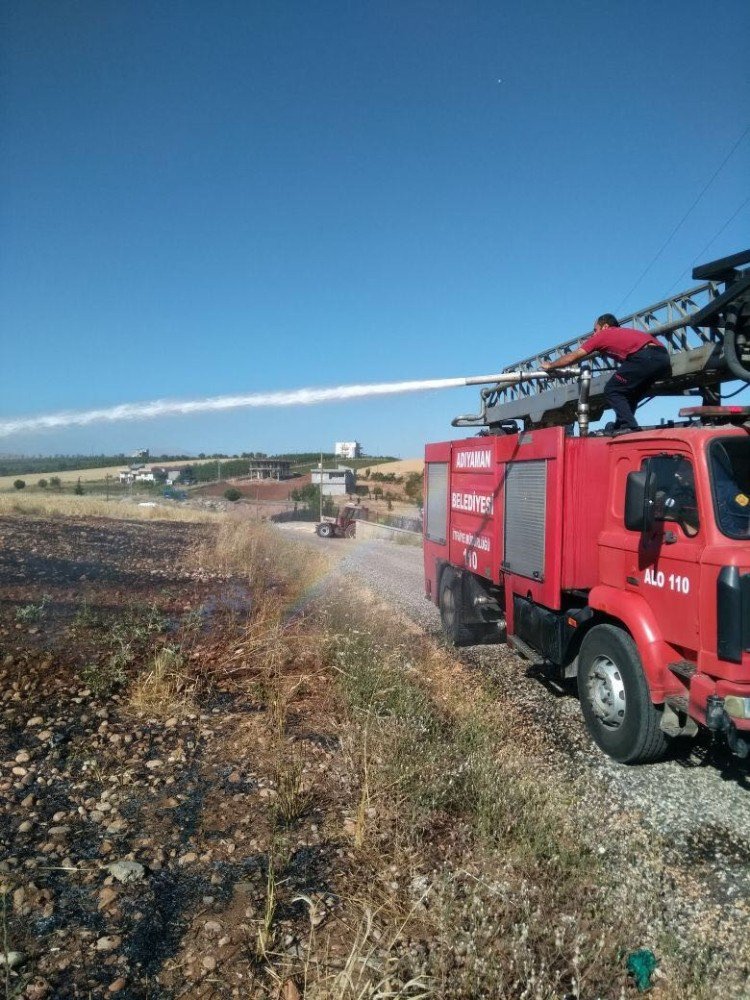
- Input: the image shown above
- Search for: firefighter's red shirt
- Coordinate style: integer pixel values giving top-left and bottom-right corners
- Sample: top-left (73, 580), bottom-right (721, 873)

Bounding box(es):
top-left (581, 326), bottom-right (663, 362)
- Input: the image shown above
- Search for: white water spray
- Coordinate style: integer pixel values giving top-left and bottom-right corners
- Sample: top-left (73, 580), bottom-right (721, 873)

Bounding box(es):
top-left (0, 368), bottom-right (570, 438)
top-left (0, 376), bottom-right (473, 438)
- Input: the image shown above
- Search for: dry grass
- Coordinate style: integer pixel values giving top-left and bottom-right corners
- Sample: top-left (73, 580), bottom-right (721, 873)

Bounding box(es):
top-left (196, 518), bottom-right (330, 608)
top-left (298, 598), bottom-right (747, 1000)
top-left (360, 459), bottom-right (424, 477)
top-left (128, 647), bottom-right (198, 718)
top-left (0, 492), bottom-right (216, 521)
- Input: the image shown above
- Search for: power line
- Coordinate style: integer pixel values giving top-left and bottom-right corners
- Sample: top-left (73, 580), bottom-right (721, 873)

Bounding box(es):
top-left (615, 122), bottom-right (750, 314)
top-left (668, 194), bottom-right (750, 291)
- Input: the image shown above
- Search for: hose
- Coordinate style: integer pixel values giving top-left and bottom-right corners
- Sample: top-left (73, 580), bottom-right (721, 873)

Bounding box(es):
top-left (723, 295), bottom-right (750, 381)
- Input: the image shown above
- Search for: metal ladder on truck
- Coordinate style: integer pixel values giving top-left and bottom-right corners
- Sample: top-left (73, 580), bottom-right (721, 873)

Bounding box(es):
top-left (453, 249), bottom-right (750, 433)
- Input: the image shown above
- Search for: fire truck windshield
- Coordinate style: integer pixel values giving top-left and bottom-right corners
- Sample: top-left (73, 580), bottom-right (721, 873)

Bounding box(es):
top-left (708, 437), bottom-right (750, 538)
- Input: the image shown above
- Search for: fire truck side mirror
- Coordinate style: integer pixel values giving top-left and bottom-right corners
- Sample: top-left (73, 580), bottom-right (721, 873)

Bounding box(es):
top-left (625, 467), bottom-right (657, 533)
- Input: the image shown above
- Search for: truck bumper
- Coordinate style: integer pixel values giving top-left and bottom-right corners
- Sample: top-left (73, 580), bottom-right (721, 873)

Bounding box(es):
top-left (689, 674), bottom-right (750, 728)
top-left (687, 674), bottom-right (750, 756)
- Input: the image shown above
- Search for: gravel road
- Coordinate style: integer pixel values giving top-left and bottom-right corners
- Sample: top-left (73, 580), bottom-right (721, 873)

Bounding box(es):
top-left (287, 529), bottom-right (750, 903)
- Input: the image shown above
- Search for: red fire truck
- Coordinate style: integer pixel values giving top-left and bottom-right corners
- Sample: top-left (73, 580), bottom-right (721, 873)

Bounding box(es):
top-left (424, 250), bottom-right (750, 763)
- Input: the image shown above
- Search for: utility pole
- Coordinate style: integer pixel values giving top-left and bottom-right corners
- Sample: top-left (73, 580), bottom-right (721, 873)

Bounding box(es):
top-left (319, 451), bottom-right (323, 521)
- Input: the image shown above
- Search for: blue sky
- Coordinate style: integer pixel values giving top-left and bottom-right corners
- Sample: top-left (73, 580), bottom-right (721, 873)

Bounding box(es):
top-left (2, 1), bottom-right (748, 457)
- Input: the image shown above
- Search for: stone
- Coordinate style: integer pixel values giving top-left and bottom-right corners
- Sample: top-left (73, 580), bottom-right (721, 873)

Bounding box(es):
top-left (18, 820), bottom-right (32, 834)
top-left (0, 951), bottom-right (25, 968)
top-left (23, 978), bottom-right (50, 999)
top-left (108, 979), bottom-right (127, 994)
top-left (179, 852), bottom-right (197, 865)
top-left (107, 860), bottom-right (145, 883)
top-left (96, 935), bottom-right (121, 952)
top-left (98, 886), bottom-right (119, 910)
top-left (201, 956), bottom-right (216, 971)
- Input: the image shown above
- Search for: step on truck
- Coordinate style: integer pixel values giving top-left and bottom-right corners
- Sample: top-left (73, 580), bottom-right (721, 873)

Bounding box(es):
top-left (423, 249), bottom-right (750, 763)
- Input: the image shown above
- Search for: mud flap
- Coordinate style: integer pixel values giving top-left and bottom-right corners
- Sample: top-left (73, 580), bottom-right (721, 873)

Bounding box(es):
top-left (660, 699), bottom-right (699, 738)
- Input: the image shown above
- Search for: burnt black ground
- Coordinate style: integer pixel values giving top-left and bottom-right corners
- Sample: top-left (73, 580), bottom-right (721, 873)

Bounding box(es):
top-left (1, 515), bottom-right (349, 999)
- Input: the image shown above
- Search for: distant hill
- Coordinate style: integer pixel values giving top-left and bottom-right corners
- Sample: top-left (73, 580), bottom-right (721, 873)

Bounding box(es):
top-left (0, 453), bottom-right (194, 477)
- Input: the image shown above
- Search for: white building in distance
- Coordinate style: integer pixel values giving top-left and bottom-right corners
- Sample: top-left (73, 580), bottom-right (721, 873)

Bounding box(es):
top-left (335, 441), bottom-right (361, 459)
top-left (312, 466), bottom-right (356, 496)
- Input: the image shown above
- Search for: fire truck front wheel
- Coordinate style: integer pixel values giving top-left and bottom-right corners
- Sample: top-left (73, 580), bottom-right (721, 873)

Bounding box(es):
top-left (316, 523), bottom-right (334, 538)
top-left (439, 570), bottom-right (484, 647)
top-left (578, 625), bottom-right (669, 764)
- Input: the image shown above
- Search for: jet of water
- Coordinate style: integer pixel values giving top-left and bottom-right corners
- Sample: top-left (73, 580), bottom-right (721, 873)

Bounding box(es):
top-left (0, 376), bottom-right (474, 437)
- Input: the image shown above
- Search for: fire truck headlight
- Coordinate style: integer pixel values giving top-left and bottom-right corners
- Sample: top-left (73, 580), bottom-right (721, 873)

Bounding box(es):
top-left (724, 696), bottom-right (750, 720)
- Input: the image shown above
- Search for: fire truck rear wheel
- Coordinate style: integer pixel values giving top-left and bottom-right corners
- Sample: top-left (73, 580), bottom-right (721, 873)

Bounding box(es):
top-left (439, 570), bottom-right (485, 647)
top-left (345, 524), bottom-right (356, 538)
top-left (578, 624), bottom-right (669, 764)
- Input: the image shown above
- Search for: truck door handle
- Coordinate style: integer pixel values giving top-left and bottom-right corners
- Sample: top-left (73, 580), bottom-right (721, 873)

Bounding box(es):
top-left (664, 530), bottom-right (677, 544)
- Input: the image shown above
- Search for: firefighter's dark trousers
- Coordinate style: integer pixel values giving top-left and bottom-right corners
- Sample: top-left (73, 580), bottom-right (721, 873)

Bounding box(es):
top-left (605, 346), bottom-right (671, 430)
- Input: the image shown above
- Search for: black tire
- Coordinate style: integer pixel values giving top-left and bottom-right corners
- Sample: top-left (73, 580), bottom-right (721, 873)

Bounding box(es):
top-left (578, 624), bottom-right (669, 764)
top-left (344, 523), bottom-right (356, 538)
top-left (723, 298), bottom-right (750, 382)
top-left (316, 523), bottom-right (333, 538)
top-left (439, 569), bottom-right (484, 647)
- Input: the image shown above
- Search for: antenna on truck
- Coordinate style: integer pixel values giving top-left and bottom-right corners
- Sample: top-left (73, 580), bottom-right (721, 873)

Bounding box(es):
top-left (453, 249), bottom-right (750, 432)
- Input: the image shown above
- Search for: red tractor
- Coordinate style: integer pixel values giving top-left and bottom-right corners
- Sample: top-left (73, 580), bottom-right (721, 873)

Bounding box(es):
top-left (316, 504), bottom-right (370, 539)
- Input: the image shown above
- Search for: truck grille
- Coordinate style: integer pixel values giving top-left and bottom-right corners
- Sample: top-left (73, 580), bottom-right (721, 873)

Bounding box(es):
top-left (717, 566), bottom-right (750, 663)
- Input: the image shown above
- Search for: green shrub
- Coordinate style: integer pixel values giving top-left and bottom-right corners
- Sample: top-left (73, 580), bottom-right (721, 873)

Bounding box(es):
top-left (13, 479), bottom-right (25, 490)
top-left (224, 487), bottom-right (242, 502)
